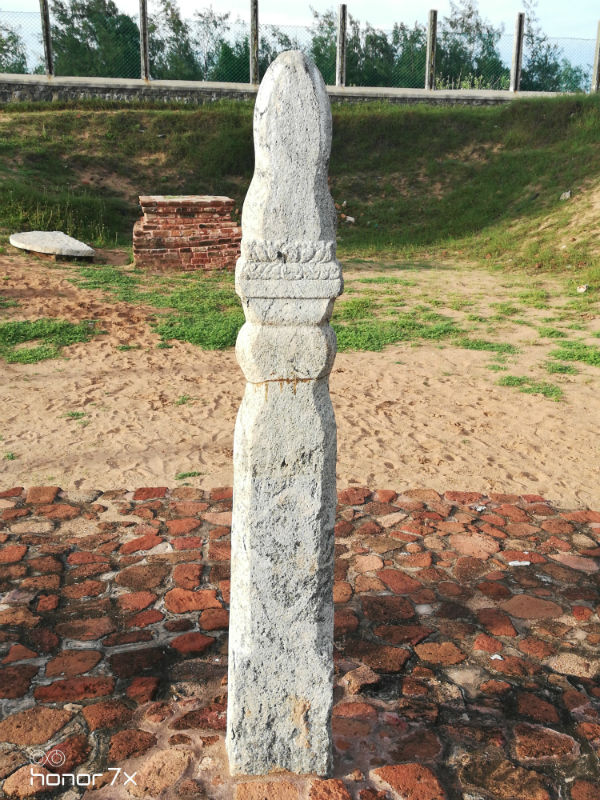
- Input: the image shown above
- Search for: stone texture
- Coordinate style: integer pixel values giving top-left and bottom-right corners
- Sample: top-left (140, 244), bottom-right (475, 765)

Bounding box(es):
top-left (2, 764), bottom-right (51, 797)
top-left (227, 51), bottom-right (341, 777)
top-left (500, 594), bottom-right (563, 619)
top-left (128, 749), bottom-right (192, 798)
top-left (0, 707), bottom-right (72, 745)
top-left (10, 230), bottom-right (95, 258)
top-left (372, 764), bottom-right (446, 800)
top-left (235, 782), bottom-right (300, 800)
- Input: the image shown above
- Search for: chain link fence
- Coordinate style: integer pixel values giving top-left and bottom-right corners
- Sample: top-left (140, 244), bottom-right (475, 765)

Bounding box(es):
top-left (0, 5), bottom-right (597, 94)
top-left (0, 10), bottom-right (44, 73)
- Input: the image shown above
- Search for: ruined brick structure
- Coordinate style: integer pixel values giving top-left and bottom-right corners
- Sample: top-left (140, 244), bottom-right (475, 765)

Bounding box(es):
top-left (133, 195), bottom-right (241, 271)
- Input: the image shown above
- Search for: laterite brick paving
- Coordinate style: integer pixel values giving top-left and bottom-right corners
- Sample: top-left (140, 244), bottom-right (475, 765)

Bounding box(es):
top-left (0, 485), bottom-right (599, 799)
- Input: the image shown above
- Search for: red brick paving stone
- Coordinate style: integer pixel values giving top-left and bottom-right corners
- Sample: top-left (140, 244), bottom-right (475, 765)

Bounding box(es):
top-left (549, 553), bottom-right (599, 573)
top-left (517, 692), bottom-right (559, 723)
top-left (133, 487), bottom-right (168, 500)
top-left (0, 707), bottom-right (73, 745)
top-left (505, 522), bottom-right (540, 538)
top-left (169, 703), bottom-right (227, 731)
top-left (346, 642), bottom-right (410, 673)
top-left (235, 782), bottom-right (300, 800)
top-left (500, 594), bottom-right (563, 619)
top-left (309, 779), bottom-right (353, 800)
top-left (1, 508), bottom-right (29, 520)
top-left (26, 486), bottom-right (60, 504)
top-left (36, 503), bottom-right (80, 520)
top-left (338, 487), bottom-right (371, 505)
top-left (0, 544), bottom-right (28, 564)
top-left (572, 605), bottom-right (594, 621)
top-left (473, 633), bottom-right (502, 653)
top-left (108, 729), bottom-right (157, 761)
top-left (476, 608), bottom-right (517, 637)
top-left (29, 628), bottom-right (58, 651)
top-left (335, 520), bottom-right (354, 538)
top-left (444, 491), bottom-right (483, 504)
top-left (127, 676), bottom-right (160, 704)
top-left (454, 557), bottom-right (489, 582)
top-left (0, 607), bottom-right (40, 627)
top-left (341, 665), bottom-right (380, 695)
top-left (208, 540), bottom-right (232, 560)
top-left (120, 533), bottom-right (163, 554)
top-left (571, 781), bottom-right (600, 800)
top-left (335, 609), bottom-right (359, 634)
top-left (2, 643), bottom-right (37, 662)
top-left (173, 563), bottom-right (203, 589)
top-left (514, 723), bottom-right (580, 763)
top-left (459, 757), bottom-right (550, 800)
top-left (414, 642), bottom-right (466, 665)
top-left (392, 729), bottom-right (443, 762)
top-left (541, 518), bottom-right (575, 535)
top-left (0, 486), bottom-right (24, 498)
top-left (359, 791), bottom-right (388, 800)
top-left (103, 630), bottom-right (153, 647)
top-left (62, 579), bottom-right (105, 599)
top-left (45, 649), bottom-right (102, 678)
top-left (333, 701), bottom-right (377, 719)
top-left (518, 638), bottom-right (555, 659)
top-left (115, 562), bottom-right (169, 589)
top-left (166, 517), bottom-right (203, 536)
top-left (34, 676), bottom-right (114, 702)
top-left (82, 699), bottom-right (133, 730)
top-left (333, 581), bottom-right (353, 603)
top-left (116, 590), bottom-right (156, 612)
top-left (66, 550), bottom-right (108, 565)
top-left (2, 764), bottom-right (51, 797)
top-left (127, 608), bottom-right (164, 628)
top-left (448, 532), bottom-right (499, 559)
top-left (199, 608), bottom-right (229, 630)
top-left (376, 568), bottom-right (422, 594)
top-left (28, 555), bottom-right (63, 573)
top-left (45, 734), bottom-right (90, 774)
top-left (0, 664), bottom-right (38, 698)
top-left (55, 616), bottom-right (115, 641)
top-left (372, 763), bottom-right (446, 800)
top-left (165, 587), bottom-right (222, 613)
top-left (172, 535), bottom-right (204, 550)
top-left (373, 489), bottom-right (398, 504)
top-left (362, 595), bottom-right (415, 622)
top-left (481, 679), bottom-right (511, 694)
top-left (211, 486), bottom-right (233, 500)
top-left (109, 647), bottom-right (164, 678)
top-left (374, 624), bottom-right (434, 645)
top-left (170, 632), bottom-right (215, 654)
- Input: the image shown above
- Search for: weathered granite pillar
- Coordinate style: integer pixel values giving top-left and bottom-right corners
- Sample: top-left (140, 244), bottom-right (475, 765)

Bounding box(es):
top-left (226, 50), bottom-right (343, 777)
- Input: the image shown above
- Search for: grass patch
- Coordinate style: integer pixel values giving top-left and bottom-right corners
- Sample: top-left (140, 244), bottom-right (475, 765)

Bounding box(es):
top-left (0, 319), bottom-right (102, 363)
top-left (517, 289), bottom-right (550, 308)
top-left (498, 375), bottom-right (563, 401)
top-left (175, 394), bottom-right (192, 406)
top-left (333, 312), bottom-right (460, 352)
top-left (175, 471), bottom-right (202, 480)
top-left (0, 297), bottom-right (18, 309)
top-left (454, 337), bottom-right (518, 354)
top-left (63, 411), bottom-right (86, 420)
top-left (3, 451), bottom-right (16, 460)
top-left (545, 361), bottom-right (578, 374)
top-left (537, 326), bottom-right (568, 338)
top-left (550, 341), bottom-right (600, 367)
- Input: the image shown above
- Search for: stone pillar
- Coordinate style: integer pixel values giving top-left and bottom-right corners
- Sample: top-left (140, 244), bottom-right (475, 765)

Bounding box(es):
top-left (226, 50), bottom-right (342, 777)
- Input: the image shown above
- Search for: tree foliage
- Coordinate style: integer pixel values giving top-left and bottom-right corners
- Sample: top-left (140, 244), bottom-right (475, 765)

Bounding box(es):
top-left (37, 0), bottom-right (590, 91)
top-left (0, 19), bottom-right (28, 73)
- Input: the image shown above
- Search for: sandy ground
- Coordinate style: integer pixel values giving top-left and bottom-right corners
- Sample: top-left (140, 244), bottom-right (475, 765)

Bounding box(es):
top-left (0, 250), bottom-right (598, 508)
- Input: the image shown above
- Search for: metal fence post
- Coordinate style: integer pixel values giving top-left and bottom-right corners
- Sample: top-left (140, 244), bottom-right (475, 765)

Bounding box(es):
top-left (336, 4), bottom-right (347, 87)
top-left (139, 0), bottom-right (150, 80)
top-left (592, 20), bottom-right (600, 93)
top-left (425, 9), bottom-right (437, 90)
top-left (250, 0), bottom-right (259, 84)
top-left (510, 12), bottom-right (525, 91)
top-left (39, 0), bottom-right (53, 77)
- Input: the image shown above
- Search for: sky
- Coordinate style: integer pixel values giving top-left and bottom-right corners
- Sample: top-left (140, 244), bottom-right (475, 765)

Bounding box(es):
top-left (3, 0), bottom-right (599, 39)
top-left (0, 0), bottom-right (600, 39)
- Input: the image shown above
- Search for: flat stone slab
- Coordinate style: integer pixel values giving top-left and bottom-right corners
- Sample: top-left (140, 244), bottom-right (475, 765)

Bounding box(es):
top-left (9, 231), bottom-right (95, 259)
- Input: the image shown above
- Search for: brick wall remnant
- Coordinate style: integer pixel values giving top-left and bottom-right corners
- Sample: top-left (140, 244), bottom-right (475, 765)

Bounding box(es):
top-left (133, 195), bottom-right (241, 272)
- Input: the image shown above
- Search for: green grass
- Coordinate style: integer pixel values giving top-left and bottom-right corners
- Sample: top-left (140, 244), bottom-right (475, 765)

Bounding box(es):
top-left (1, 95), bottom-right (600, 284)
top-left (498, 375), bottom-right (564, 401)
top-left (63, 411), bottom-right (86, 420)
top-left (550, 341), bottom-right (600, 367)
top-left (453, 337), bottom-right (518, 354)
top-left (333, 312), bottom-right (460, 352)
top-left (545, 361), bottom-right (578, 374)
top-left (175, 394), bottom-right (192, 406)
top-left (0, 319), bottom-right (102, 363)
top-left (517, 289), bottom-right (550, 308)
top-left (0, 297), bottom-right (18, 309)
top-left (3, 451), bottom-right (16, 461)
top-left (537, 326), bottom-right (568, 338)
top-left (175, 471), bottom-right (202, 480)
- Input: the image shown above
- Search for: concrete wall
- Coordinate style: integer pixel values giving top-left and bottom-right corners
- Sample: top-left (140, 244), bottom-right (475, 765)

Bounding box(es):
top-left (0, 73), bottom-right (560, 106)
